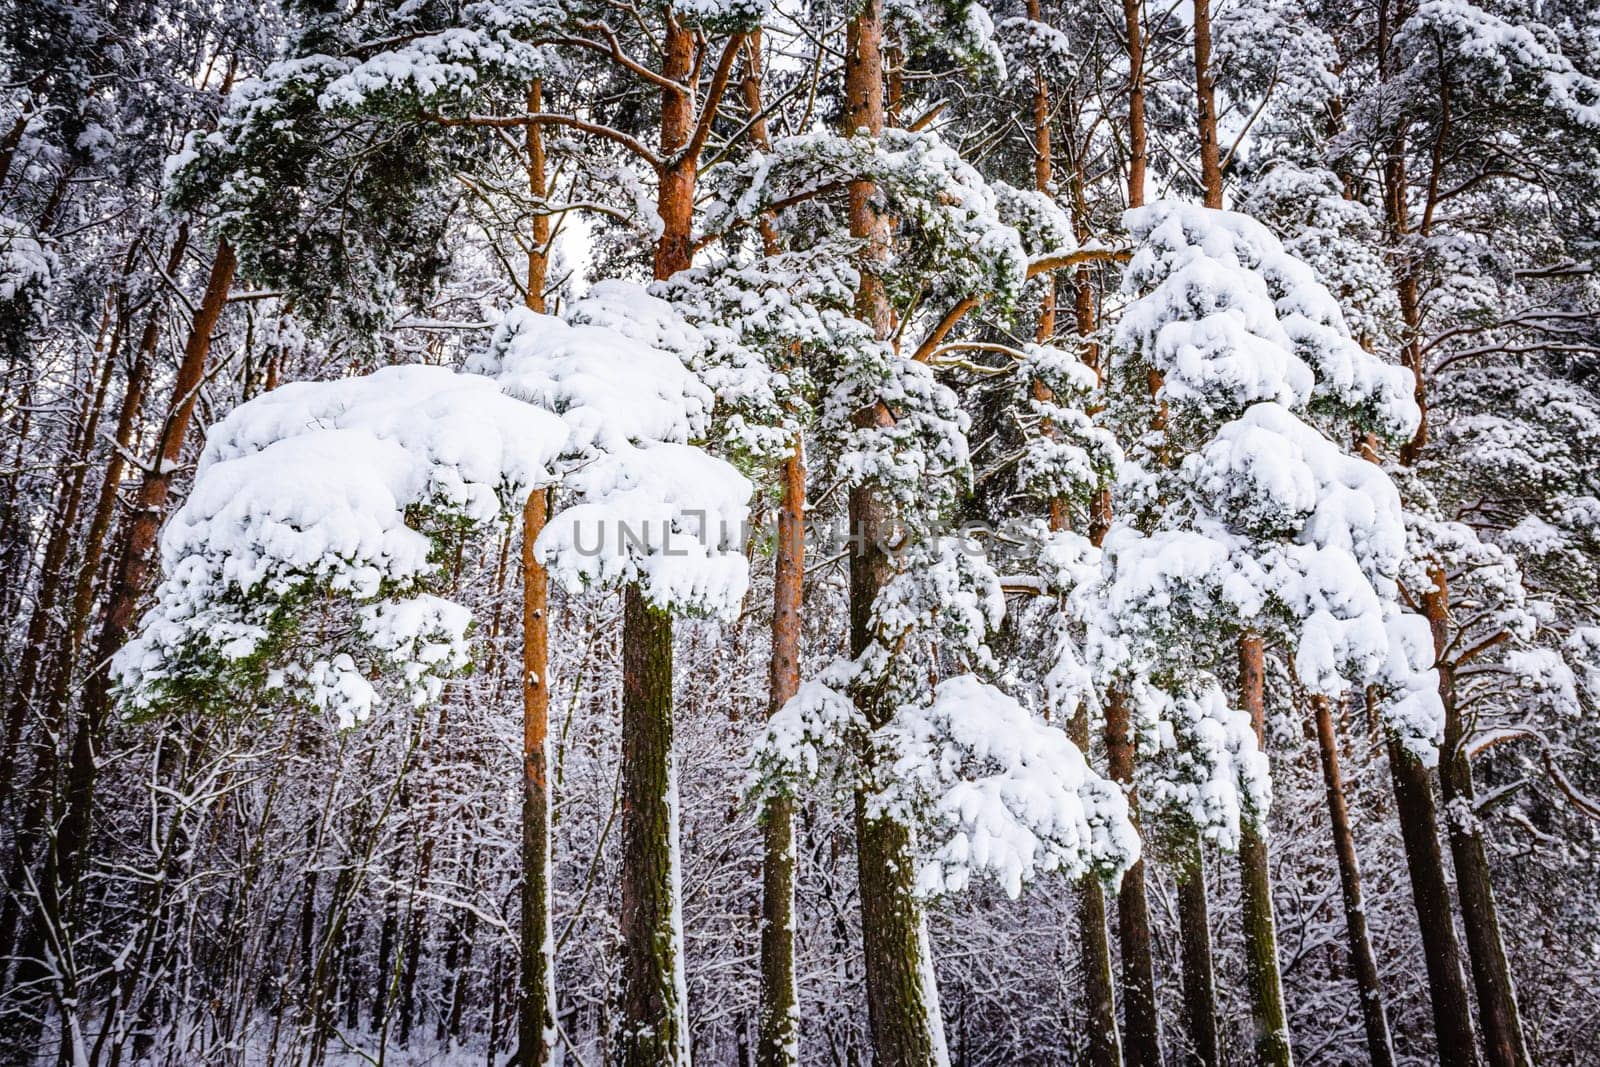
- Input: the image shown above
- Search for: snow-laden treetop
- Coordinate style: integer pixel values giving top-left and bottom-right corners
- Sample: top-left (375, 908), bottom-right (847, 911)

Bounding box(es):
top-left (116, 283), bottom-right (752, 726)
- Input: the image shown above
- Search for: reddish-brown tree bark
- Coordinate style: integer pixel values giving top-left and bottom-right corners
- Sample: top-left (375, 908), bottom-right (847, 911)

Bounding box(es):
top-left (35, 228), bottom-right (191, 766)
top-left (758, 437), bottom-right (804, 1067)
top-left (519, 79), bottom-right (557, 1067)
top-left (1192, 0), bottom-right (1223, 208)
top-left (1122, 0), bottom-right (1147, 210)
top-left (739, 32), bottom-right (805, 1067)
top-left (1035, 21), bottom-right (1123, 1059)
top-left (52, 235), bottom-right (235, 942)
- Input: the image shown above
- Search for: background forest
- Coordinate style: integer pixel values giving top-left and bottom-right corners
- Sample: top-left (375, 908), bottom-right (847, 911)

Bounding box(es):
top-left (3, 0), bottom-right (1600, 1065)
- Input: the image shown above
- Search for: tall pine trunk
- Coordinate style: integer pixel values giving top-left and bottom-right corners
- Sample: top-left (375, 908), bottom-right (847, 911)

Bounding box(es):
top-left (1114, 3), bottom-right (1162, 1061)
top-left (1031, 32), bottom-right (1123, 1057)
top-left (1386, 733), bottom-right (1480, 1063)
top-left (1175, 843), bottom-right (1219, 1067)
top-left (1237, 635), bottom-right (1292, 1066)
top-left (52, 237), bottom-right (234, 958)
top-left (1196, 2), bottom-right (1292, 1062)
top-left (1105, 693), bottom-right (1160, 1067)
top-left (1310, 695), bottom-right (1395, 1067)
top-left (0, 296), bottom-right (119, 795)
top-left (613, 17), bottom-right (712, 1063)
top-left (35, 228), bottom-right (189, 765)
top-left (1192, 0), bottom-right (1223, 210)
top-left (1067, 350), bottom-right (1124, 1067)
top-left (742, 35), bottom-right (803, 1065)
top-left (520, 487), bottom-right (554, 1067)
top-left (845, 4), bottom-right (946, 1063)
top-left (758, 440), bottom-right (804, 1067)
top-left (1375, 2), bottom-right (1511, 1045)
top-left (617, 586), bottom-right (684, 1066)
top-left (1371, 142), bottom-right (1480, 1063)
top-left (518, 78), bottom-right (558, 1067)
top-left (2, 236), bottom-right (235, 1055)
top-left (1427, 570), bottom-right (1532, 1067)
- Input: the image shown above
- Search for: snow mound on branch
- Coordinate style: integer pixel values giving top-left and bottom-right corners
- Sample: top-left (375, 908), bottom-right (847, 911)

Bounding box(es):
top-left (197, 364), bottom-right (567, 520)
top-left (116, 365), bottom-right (569, 723)
top-left (1100, 201), bottom-right (1441, 771)
top-left (750, 666), bottom-right (867, 790)
top-left (0, 214), bottom-right (55, 302)
top-left (480, 281), bottom-right (752, 617)
top-left (1016, 343), bottom-right (1121, 503)
top-left (123, 284), bottom-right (754, 724)
top-left (319, 26), bottom-right (554, 110)
top-left (483, 293), bottom-right (713, 453)
top-left (882, 675), bottom-right (1139, 899)
top-left (536, 443), bottom-right (751, 615)
top-left (754, 538), bottom-right (1137, 900)
top-left (671, 0), bottom-right (770, 31)
top-left (1131, 678), bottom-right (1269, 850)
top-left (165, 366), bottom-right (568, 597)
top-left (1404, 0), bottom-right (1600, 129)
top-left (1119, 200), bottom-right (1418, 439)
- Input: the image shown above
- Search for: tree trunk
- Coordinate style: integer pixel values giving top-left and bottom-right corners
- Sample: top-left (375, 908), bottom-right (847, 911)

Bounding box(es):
top-left (0, 297), bottom-right (121, 1033)
top-left (742, 36), bottom-right (803, 1066)
top-left (0, 299), bottom-right (119, 795)
top-left (617, 585), bottom-right (686, 1067)
top-left (1068, 708), bottom-right (1120, 1067)
top-left (518, 78), bottom-right (558, 1067)
top-left (1368, 93), bottom-right (1481, 1056)
top-left (845, 4), bottom-right (946, 1063)
top-left (1237, 635), bottom-right (1292, 1066)
top-left (1175, 843), bottom-right (1219, 1067)
top-left (1113, 8), bottom-right (1161, 1059)
top-left (54, 235), bottom-right (236, 892)
top-left (1427, 570), bottom-right (1532, 1067)
top-left (1105, 691), bottom-right (1161, 1067)
top-left (613, 16), bottom-right (702, 1064)
top-left (758, 439), bottom-right (803, 1067)
top-left (1192, 0), bottom-right (1223, 208)
top-left (1375, 8), bottom-right (1522, 1039)
top-left (1122, 0), bottom-right (1147, 209)
top-left (1311, 695), bottom-right (1395, 1067)
top-left (374, 880), bottom-right (399, 1031)
top-left (0, 106), bottom-right (29, 192)
top-left (1385, 732), bottom-right (1481, 1063)
top-left (524, 81), bottom-right (551, 316)
top-left (36, 226), bottom-right (189, 758)
top-left (521, 487), bottom-right (556, 1067)
top-left (0, 234), bottom-right (239, 1055)
top-left (1065, 107), bottom-right (1124, 1067)
top-left (79, 236), bottom-right (237, 727)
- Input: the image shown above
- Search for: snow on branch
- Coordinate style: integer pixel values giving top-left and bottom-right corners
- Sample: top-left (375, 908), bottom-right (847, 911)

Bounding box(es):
top-left (1117, 200), bottom-right (1418, 442)
top-left (121, 284), bottom-right (753, 725)
top-left (115, 366), bottom-right (570, 724)
top-left (1129, 677), bottom-right (1270, 851)
top-left (753, 537), bottom-right (1137, 899)
top-left (879, 675), bottom-right (1140, 899)
top-left (478, 281), bottom-right (753, 618)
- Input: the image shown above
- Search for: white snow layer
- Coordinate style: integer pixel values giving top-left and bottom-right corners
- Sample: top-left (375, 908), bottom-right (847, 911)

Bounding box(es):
top-left (884, 675), bottom-right (1140, 899)
top-left (120, 285), bottom-right (752, 723)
